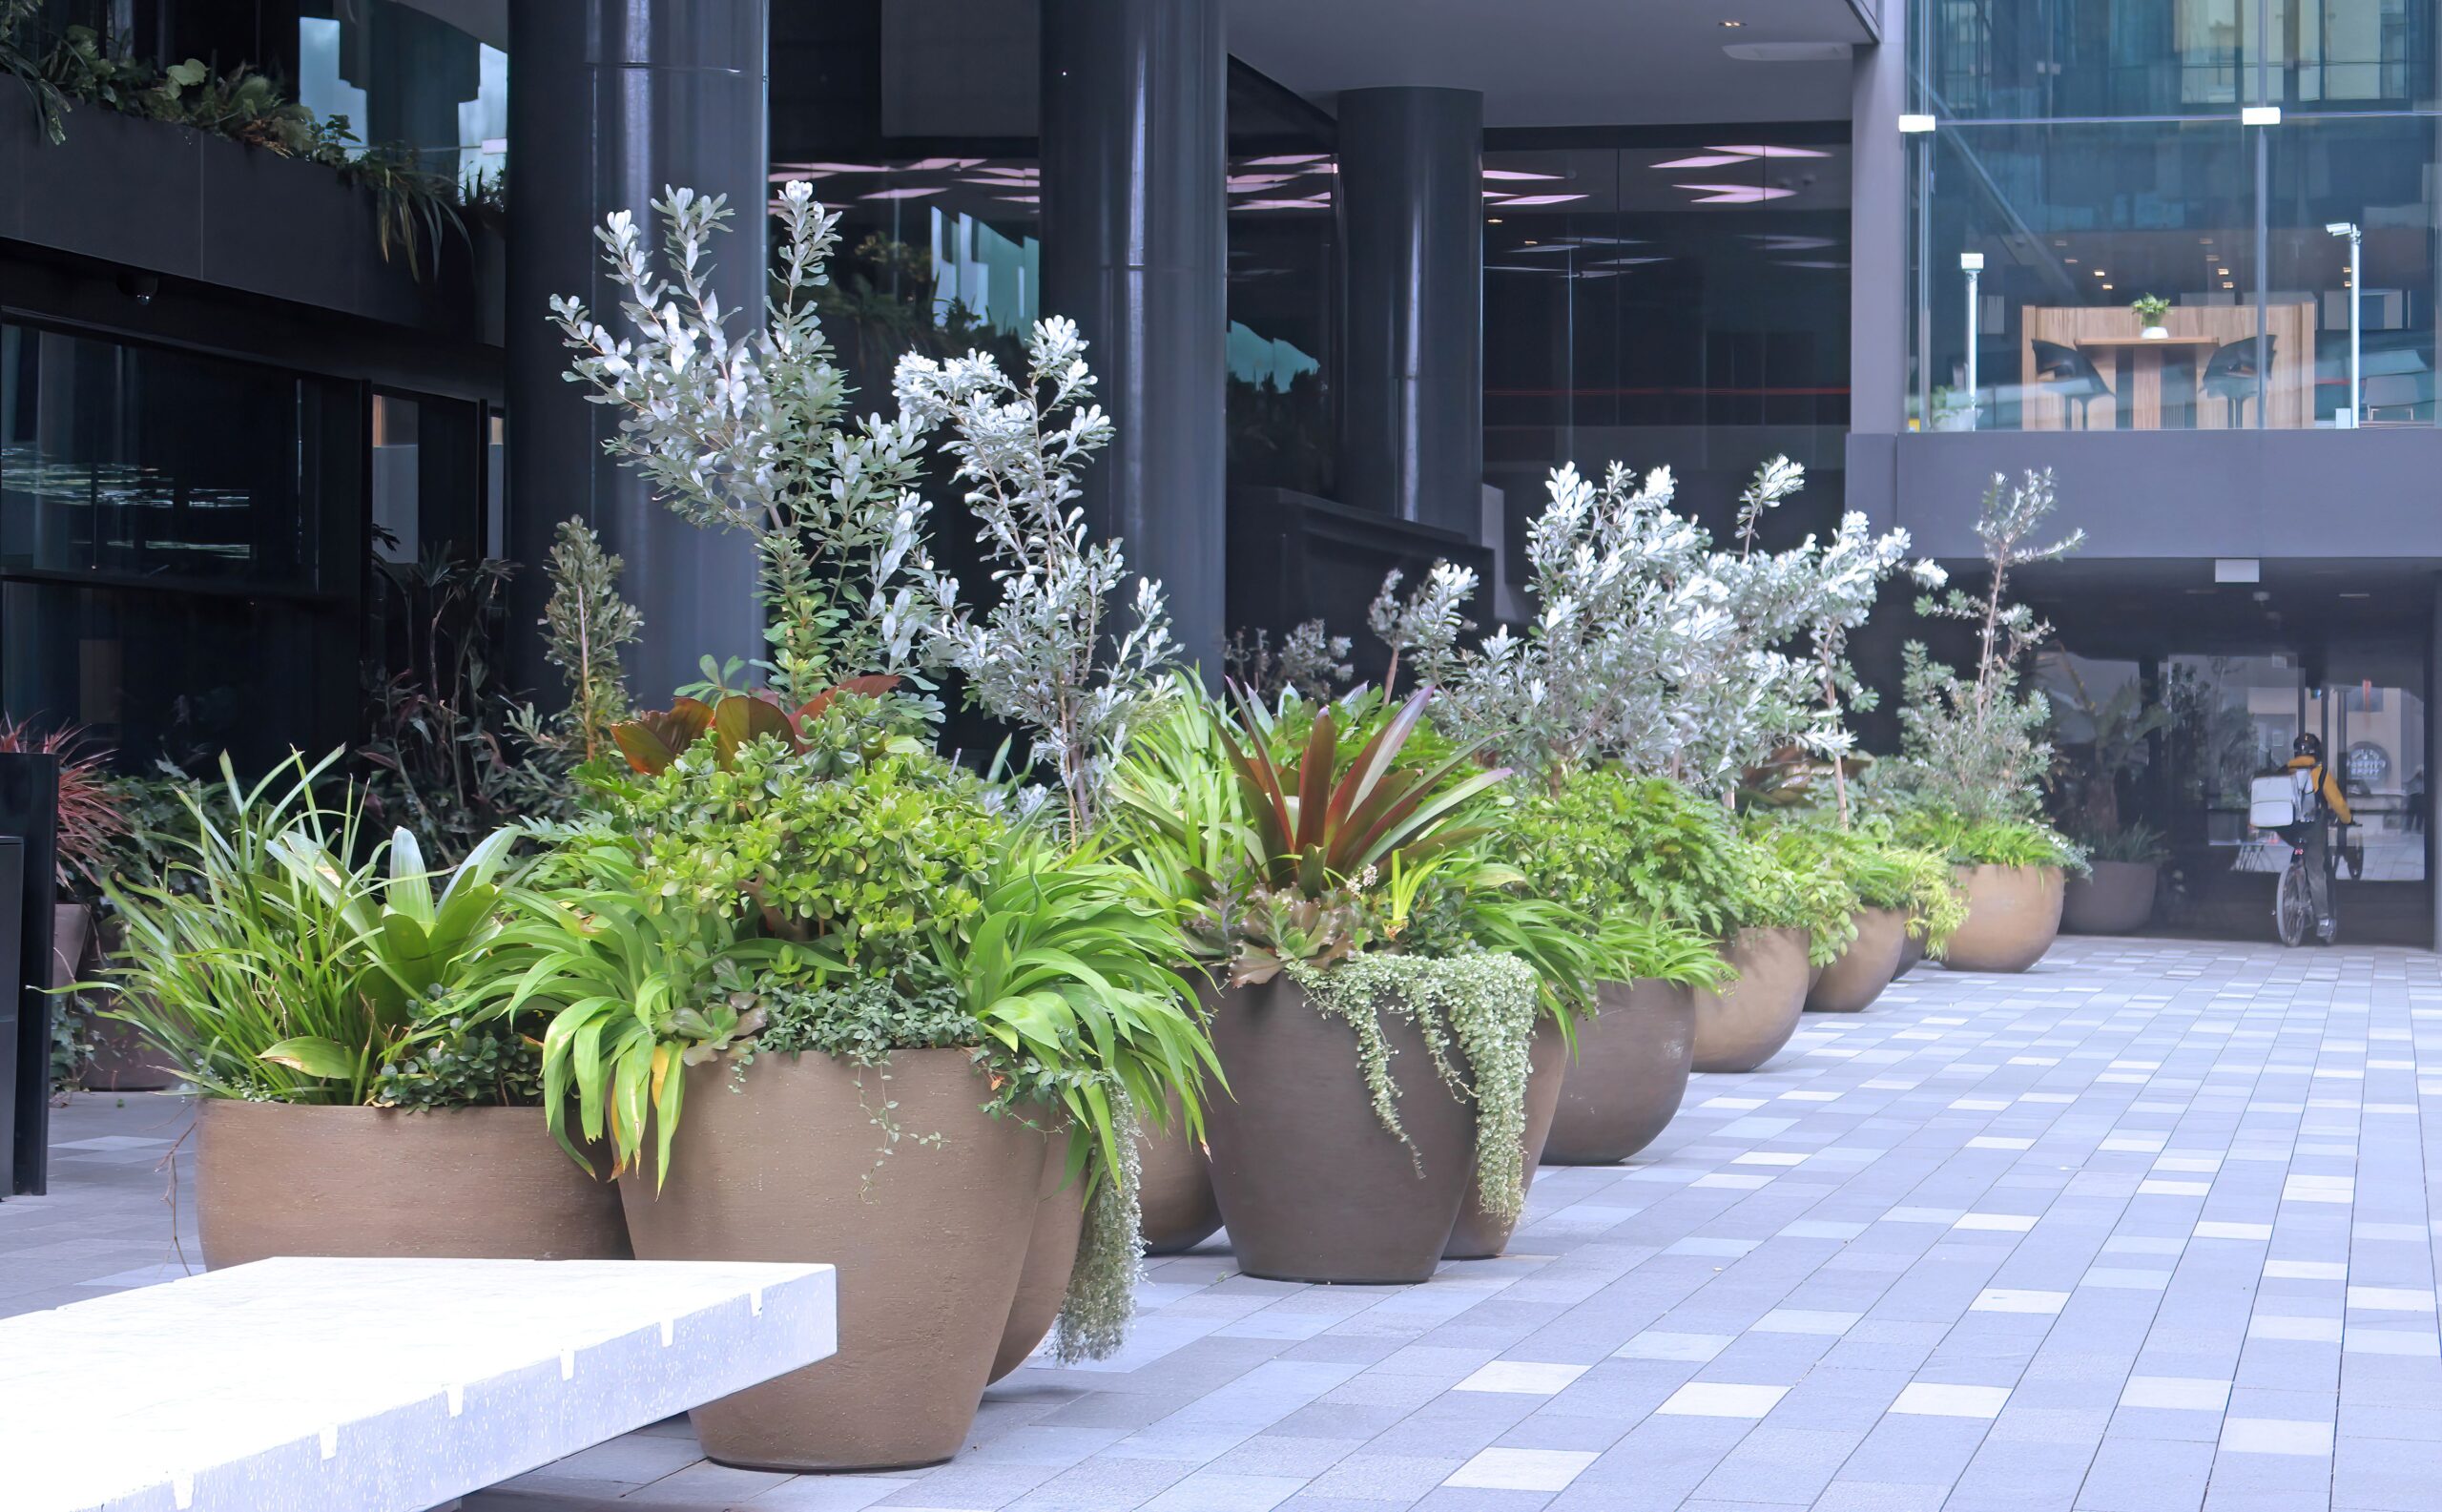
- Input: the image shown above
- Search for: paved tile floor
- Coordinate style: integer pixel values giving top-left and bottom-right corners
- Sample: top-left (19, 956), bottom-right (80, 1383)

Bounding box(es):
top-left (13, 937), bottom-right (2442, 1510)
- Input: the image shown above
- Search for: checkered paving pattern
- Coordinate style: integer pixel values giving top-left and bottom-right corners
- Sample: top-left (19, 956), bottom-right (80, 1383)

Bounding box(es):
top-left (15, 938), bottom-right (2442, 1510)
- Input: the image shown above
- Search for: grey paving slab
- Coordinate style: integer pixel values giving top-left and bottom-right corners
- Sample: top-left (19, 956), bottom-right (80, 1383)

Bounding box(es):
top-left (21, 939), bottom-right (2442, 1509)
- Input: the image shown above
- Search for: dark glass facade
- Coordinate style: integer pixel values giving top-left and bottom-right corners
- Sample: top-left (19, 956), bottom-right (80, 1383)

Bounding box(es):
top-left (1483, 130), bottom-right (1852, 541)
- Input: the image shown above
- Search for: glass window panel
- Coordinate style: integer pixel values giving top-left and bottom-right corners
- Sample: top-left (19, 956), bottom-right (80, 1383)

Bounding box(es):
top-left (0, 583), bottom-right (355, 772)
top-left (1484, 139), bottom-right (1850, 538)
top-left (1919, 119), bottom-right (2260, 430)
top-left (0, 325), bottom-right (320, 586)
top-left (1920, 0), bottom-right (2435, 118)
top-left (2265, 114), bottom-right (2437, 426)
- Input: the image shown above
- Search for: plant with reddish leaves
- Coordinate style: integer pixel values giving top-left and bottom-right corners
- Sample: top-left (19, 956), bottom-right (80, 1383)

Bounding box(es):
top-left (0, 717), bottom-right (131, 899)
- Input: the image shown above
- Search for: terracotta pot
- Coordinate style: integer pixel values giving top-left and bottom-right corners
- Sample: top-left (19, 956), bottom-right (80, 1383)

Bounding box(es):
top-left (1690, 926), bottom-right (1811, 1073)
top-left (1942, 864), bottom-right (2065, 973)
top-left (1807, 908), bottom-right (1906, 1013)
top-left (1444, 1015), bottom-right (1568, 1259)
top-left (197, 1101), bottom-right (630, 1270)
top-left (2062, 860), bottom-right (2158, 935)
top-left (1202, 976), bottom-right (1476, 1284)
top-left (1894, 925), bottom-right (1926, 979)
top-left (79, 916), bottom-right (176, 1092)
top-left (1138, 1088), bottom-right (1222, 1255)
top-left (989, 1127), bottom-right (1086, 1383)
top-left (619, 1049), bottom-right (1042, 1472)
top-left (1543, 979), bottom-right (1696, 1165)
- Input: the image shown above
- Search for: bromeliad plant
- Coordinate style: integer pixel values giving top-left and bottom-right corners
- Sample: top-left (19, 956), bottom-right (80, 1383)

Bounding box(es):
top-left (1114, 683), bottom-right (1547, 1232)
top-left (101, 752), bottom-right (532, 1108)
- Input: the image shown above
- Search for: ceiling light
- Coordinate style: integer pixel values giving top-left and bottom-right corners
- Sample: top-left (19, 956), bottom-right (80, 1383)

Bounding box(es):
top-left (1652, 154), bottom-right (1762, 169)
top-left (1672, 183), bottom-right (1795, 203)
top-left (2218, 268), bottom-right (2230, 276)
top-left (2242, 105), bottom-right (2282, 126)
top-left (1482, 169), bottom-right (1565, 181)
top-left (1707, 144), bottom-right (1831, 158)
top-left (2101, 283), bottom-right (2114, 290)
top-left (2093, 269), bottom-right (2107, 277)
top-left (859, 187), bottom-right (944, 200)
top-left (1720, 18), bottom-right (1744, 26)
top-left (1486, 217), bottom-right (1504, 224)
top-left (2341, 591), bottom-right (2372, 599)
top-left (1244, 154), bottom-right (1326, 167)
top-left (1494, 193), bottom-right (1591, 206)
top-left (1897, 114), bottom-right (1936, 134)
top-left (2064, 257), bottom-right (2079, 264)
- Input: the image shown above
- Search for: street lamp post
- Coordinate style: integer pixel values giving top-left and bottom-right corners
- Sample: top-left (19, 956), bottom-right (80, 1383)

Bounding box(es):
top-left (1960, 251), bottom-right (1983, 428)
top-left (2326, 220), bottom-right (2362, 426)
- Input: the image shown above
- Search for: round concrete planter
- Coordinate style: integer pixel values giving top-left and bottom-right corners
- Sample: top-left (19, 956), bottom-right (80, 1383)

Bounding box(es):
top-left (1807, 908), bottom-right (1907, 1014)
top-left (196, 1101), bottom-right (630, 1271)
top-left (1691, 926), bottom-right (1812, 1073)
top-left (1445, 1016), bottom-right (1568, 1259)
top-left (989, 1127), bottom-right (1086, 1383)
top-left (1543, 979), bottom-right (1696, 1165)
top-left (1942, 864), bottom-right (2065, 973)
top-left (2062, 860), bottom-right (2158, 936)
top-left (1202, 976), bottom-right (1477, 1284)
top-left (1138, 1089), bottom-right (1222, 1255)
top-left (619, 1049), bottom-right (1041, 1472)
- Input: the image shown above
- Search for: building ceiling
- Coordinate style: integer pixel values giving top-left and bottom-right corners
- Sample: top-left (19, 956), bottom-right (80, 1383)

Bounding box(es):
top-left (1225, 0), bottom-right (1873, 128)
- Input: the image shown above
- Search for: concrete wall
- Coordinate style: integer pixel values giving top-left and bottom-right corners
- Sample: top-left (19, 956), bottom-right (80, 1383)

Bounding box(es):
top-left (1849, 429), bottom-right (2442, 562)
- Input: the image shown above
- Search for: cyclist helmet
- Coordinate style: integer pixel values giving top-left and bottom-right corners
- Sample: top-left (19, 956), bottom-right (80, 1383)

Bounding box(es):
top-left (2294, 734), bottom-right (2324, 760)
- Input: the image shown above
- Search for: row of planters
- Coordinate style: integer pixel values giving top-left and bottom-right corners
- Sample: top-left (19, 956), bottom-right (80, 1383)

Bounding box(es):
top-left (82, 184), bottom-right (2093, 1477)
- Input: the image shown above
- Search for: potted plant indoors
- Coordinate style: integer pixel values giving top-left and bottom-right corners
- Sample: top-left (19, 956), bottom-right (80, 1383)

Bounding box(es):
top-left (2132, 294), bottom-right (2172, 340)
top-left (100, 752), bottom-right (626, 1268)
top-left (2049, 666), bottom-right (2175, 935)
top-left (1121, 684), bottom-right (1549, 1285)
top-left (1890, 469), bottom-right (2088, 972)
top-left (531, 182), bottom-right (1218, 1470)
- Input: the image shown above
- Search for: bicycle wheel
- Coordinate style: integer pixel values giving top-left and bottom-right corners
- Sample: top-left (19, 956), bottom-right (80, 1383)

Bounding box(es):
top-left (2276, 860), bottom-right (2314, 947)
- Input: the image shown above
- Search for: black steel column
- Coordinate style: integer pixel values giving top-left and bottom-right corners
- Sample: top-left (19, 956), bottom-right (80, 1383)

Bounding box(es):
top-left (1335, 87), bottom-right (1483, 536)
top-left (506, 0), bottom-right (766, 706)
top-left (1041, 0), bottom-right (1228, 678)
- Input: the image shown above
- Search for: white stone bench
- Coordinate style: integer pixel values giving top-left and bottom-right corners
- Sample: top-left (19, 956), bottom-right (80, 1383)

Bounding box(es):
top-left (0, 1256), bottom-right (837, 1512)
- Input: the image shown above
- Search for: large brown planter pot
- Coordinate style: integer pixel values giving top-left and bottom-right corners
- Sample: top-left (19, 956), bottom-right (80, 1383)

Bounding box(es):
top-left (1202, 977), bottom-right (1476, 1284)
top-left (1543, 979), bottom-right (1697, 1165)
top-left (196, 1101), bottom-right (630, 1270)
top-left (1444, 1016), bottom-right (1568, 1259)
top-left (79, 916), bottom-right (177, 1092)
top-left (620, 1049), bottom-right (1042, 1472)
top-left (1691, 926), bottom-right (1811, 1073)
top-left (2062, 860), bottom-right (2158, 935)
top-left (1138, 1088), bottom-right (1222, 1255)
top-left (989, 1128), bottom-right (1086, 1383)
top-left (1894, 925), bottom-right (1926, 979)
top-left (1942, 864), bottom-right (2065, 973)
top-left (1807, 908), bottom-right (1906, 1014)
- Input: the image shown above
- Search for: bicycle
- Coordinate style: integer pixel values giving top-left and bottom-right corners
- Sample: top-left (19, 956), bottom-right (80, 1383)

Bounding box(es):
top-left (2256, 766), bottom-right (2342, 947)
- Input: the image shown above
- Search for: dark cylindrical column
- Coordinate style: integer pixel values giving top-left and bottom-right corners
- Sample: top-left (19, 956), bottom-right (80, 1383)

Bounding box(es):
top-left (1041, 0), bottom-right (1228, 679)
top-left (1336, 87), bottom-right (1483, 537)
top-left (506, 1), bottom-right (766, 707)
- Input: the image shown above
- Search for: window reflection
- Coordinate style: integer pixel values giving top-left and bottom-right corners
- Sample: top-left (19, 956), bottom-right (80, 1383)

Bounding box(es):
top-left (1484, 136), bottom-right (1851, 531)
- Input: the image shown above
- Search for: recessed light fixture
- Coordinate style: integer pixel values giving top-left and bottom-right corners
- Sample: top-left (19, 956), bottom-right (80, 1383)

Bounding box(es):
top-left (2242, 104), bottom-right (2282, 126)
top-left (2341, 591), bottom-right (2372, 599)
top-left (2101, 283), bottom-right (2114, 290)
top-left (2093, 269), bottom-right (2107, 277)
top-left (1897, 113), bottom-right (1937, 133)
top-left (1721, 18), bottom-right (1744, 27)
top-left (1486, 217), bottom-right (1503, 224)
